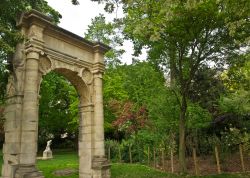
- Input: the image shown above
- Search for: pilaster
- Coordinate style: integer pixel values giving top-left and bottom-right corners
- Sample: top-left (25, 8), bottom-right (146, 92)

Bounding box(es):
top-left (78, 104), bottom-right (94, 178)
top-left (91, 45), bottom-right (110, 178)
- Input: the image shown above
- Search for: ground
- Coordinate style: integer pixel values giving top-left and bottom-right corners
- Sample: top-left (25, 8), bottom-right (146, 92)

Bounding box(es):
top-left (0, 150), bottom-right (249, 178)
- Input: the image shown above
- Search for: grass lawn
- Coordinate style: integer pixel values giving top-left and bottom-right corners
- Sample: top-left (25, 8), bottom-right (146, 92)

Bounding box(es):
top-left (0, 151), bottom-right (249, 178)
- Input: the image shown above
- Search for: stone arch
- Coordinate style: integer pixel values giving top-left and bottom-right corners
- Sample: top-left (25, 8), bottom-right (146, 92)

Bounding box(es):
top-left (1, 10), bottom-right (110, 178)
top-left (53, 67), bottom-right (91, 104)
top-left (39, 55), bottom-right (92, 105)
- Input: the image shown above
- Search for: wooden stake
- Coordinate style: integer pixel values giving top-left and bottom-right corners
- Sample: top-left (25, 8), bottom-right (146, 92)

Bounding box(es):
top-left (161, 149), bottom-right (165, 170)
top-left (148, 146), bottom-right (150, 166)
top-left (118, 146), bottom-right (122, 162)
top-left (153, 148), bottom-right (156, 168)
top-left (239, 144), bottom-right (245, 172)
top-left (170, 148), bottom-right (174, 173)
top-left (129, 145), bottom-right (132, 163)
top-left (108, 145), bottom-right (111, 161)
top-left (214, 146), bottom-right (221, 174)
top-left (192, 147), bottom-right (199, 176)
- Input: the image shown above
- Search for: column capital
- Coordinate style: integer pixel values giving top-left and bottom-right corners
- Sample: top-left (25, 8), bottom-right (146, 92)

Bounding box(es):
top-left (24, 45), bottom-right (45, 62)
top-left (24, 41), bottom-right (44, 55)
top-left (92, 63), bottom-right (105, 75)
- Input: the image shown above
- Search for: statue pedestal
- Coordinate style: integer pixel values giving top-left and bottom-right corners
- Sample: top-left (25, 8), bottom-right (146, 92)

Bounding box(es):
top-left (42, 149), bottom-right (53, 160)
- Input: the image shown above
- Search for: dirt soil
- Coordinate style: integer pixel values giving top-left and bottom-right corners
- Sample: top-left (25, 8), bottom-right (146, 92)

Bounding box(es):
top-left (155, 153), bottom-right (250, 175)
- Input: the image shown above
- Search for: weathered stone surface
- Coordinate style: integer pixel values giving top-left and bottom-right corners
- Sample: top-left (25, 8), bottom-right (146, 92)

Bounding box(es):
top-left (92, 156), bottom-right (111, 178)
top-left (1, 9), bottom-right (110, 178)
top-left (14, 165), bottom-right (44, 178)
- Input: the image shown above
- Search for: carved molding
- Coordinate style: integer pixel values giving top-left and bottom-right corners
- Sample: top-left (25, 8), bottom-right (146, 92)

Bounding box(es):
top-left (39, 56), bottom-right (52, 75)
top-left (82, 68), bottom-right (93, 85)
top-left (13, 43), bottom-right (25, 68)
top-left (6, 75), bottom-right (16, 97)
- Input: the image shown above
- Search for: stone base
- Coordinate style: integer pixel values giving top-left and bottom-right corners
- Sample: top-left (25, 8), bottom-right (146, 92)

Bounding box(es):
top-left (14, 165), bottom-right (44, 178)
top-left (92, 156), bottom-right (110, 178)
top-left (42, 150), bottom-right (53, 160)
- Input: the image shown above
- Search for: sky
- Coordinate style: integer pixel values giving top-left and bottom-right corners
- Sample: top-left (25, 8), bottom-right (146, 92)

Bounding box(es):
top-left (46, 0), bottom-right (144, 64)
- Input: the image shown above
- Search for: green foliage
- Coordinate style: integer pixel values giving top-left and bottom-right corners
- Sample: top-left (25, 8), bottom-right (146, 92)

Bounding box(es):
top-left (39, 72), bottom-right (78, 147)
top-left (84, 14), bottom-right (124, 67)
top-left (220, 59), bottom-right (250, 115)
top-left (0, 0), bottom-right (79, 103)
top-left (0, 60), bottom-right (8, 104)
top-left (103, 62), bottom-right (176, 141)
top-left (219, 90), bottom-right (250, 114)
top-left (0, 0), bottom-right (61, 54)
top-left (120, 0), bottom-right (249, 171)
top-left (187, 103), bottom-right (212, 129)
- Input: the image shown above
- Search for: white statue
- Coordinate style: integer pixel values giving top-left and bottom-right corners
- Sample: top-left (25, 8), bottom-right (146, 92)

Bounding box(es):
top-left (43, 140), bottom-right (53, 159)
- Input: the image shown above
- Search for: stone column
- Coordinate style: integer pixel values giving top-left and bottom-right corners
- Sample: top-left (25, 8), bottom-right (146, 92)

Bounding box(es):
top-left (93, 71), bottom-right (105, 156)
top-left (15, 49), bottom-right (44, 178)
top-left (1, 95), bottom-right (22, 178)
top-left (78, 104), bottom-right (94, 178)
top-left (92, 47), bottom-right (110, 178)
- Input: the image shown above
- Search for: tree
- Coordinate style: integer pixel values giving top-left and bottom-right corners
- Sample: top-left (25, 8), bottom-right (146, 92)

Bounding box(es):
top-left (84, 14), bottom-right (124, 67)
top-left (39, 72), bottom-right (79, 148)
top-left (119, 0), bottom-right (249, 172)
top-left (220, 54), bottom-right (250, 115)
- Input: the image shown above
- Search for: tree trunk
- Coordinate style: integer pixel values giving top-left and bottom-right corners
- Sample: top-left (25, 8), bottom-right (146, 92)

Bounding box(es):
top-left (179, 102), bottom-right (187, 173)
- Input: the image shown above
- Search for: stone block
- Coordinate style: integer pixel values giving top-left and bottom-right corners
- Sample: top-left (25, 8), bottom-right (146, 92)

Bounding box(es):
top-left (79, 155), bottom-right (91, 172)
top-left (82, 117), bottom-right (92, 126)
top-left (82, 126), bottom-right (92, 134)
top-left (21, 142), bottom-right (37, 154)
top-left (78, 141), bottom-right (92, 150)
top-left (23, 92), bottom-right (38, 102)
top-left (1, 164), bottom-right (16, 178)
top-left (4, 111), bottom-right (16, 121)
top-left (78, 148), bottom-right (92, 157)
top-left (22, 121), bottom-right (37, 131)
top-left (21, 131), bottom-right (37, 143)
top-left (78, 133), bottom-right (92, 142)
top-left (79, 172), bottom-right (92, 178)
top-left (4, 120), bottom-right (21, 132)
top-left (22, 109), bottom-right (38, 122)
top-left (19, 153), bottom-right (37, 165)
top-left (3, 154), bottom-right (19, 164)
top-left (3, 143), bottom-right (20, 154)
top-left (4, 132), bottom-right (20, 143)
